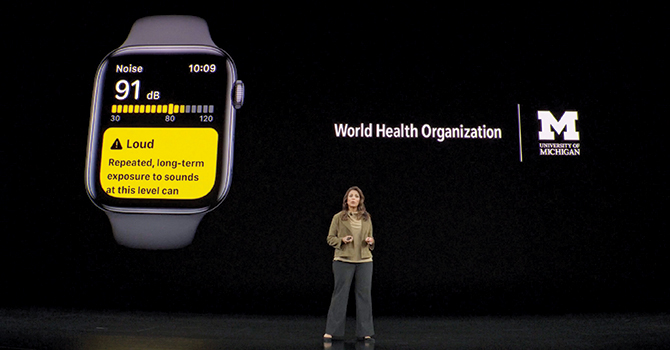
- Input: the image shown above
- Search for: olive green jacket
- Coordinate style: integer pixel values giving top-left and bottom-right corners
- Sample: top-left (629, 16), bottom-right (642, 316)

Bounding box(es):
top-left (327, 212), bottom-right (374, 260)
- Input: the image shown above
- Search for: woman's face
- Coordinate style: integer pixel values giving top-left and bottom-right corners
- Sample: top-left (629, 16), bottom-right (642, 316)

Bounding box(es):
top-left (347, 190), bottom-right (361, 210)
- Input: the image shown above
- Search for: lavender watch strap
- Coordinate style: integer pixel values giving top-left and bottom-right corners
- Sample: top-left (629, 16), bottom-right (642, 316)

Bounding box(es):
top-left (122, 15), bottom-right (216, 47)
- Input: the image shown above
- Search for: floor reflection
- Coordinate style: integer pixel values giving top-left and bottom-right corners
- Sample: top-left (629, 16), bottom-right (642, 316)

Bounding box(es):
top-left (2, 309), bottom-right (669, 350)
top-left (324, 338), bottom-right (374, 350)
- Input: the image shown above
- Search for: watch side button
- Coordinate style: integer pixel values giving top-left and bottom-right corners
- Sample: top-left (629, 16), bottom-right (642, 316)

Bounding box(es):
top-left (233, 80), bottom-right (245, 109)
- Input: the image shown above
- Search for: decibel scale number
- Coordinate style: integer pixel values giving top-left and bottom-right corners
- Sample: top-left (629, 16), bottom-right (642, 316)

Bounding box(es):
top-left (109, 114), bottom-right (214, 124)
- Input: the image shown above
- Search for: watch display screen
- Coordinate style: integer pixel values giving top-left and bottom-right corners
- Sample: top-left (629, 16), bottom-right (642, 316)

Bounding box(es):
top-left (87, 48), bottom-right (236, 211)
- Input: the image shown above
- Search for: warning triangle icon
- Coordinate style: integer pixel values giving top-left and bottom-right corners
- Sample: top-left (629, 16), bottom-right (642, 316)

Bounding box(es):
top-left (111, 138), bottom-right (123, 150)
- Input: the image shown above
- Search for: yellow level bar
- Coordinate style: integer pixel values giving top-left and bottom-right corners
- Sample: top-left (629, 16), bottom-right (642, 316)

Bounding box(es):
top-left (111, 105), bottom-right (198, 114)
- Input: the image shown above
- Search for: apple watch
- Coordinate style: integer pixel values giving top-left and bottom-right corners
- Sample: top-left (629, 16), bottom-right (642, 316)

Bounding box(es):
top-left (85, 16), bottom-right (244, 249)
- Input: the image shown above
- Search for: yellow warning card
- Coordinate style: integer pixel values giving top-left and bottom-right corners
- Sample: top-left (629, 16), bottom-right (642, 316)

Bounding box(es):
top-left (100, 127), bottom-right (218, 200)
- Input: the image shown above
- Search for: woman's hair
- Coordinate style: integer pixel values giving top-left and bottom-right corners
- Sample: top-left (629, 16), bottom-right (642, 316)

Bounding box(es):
top-left (341, 186), bottom-right (370, 221)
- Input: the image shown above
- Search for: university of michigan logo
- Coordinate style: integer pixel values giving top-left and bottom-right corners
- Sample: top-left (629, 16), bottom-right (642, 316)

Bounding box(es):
top-left (537, 111), bottom-right (580, 156)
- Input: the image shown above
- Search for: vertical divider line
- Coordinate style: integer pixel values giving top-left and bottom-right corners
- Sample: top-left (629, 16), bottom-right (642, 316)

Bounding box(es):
top-left (517, 104), bottom-right (523, 162)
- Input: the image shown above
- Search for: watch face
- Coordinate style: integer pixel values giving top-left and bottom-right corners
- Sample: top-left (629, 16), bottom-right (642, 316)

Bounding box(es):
top-left (86, 46), bottom-right (238, 213)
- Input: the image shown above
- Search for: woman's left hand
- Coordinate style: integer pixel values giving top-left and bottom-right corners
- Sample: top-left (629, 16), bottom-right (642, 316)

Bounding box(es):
top-left (365, 237), bottom-right (375, 245)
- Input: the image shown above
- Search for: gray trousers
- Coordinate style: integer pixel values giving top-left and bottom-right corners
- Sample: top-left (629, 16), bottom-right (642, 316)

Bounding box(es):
top-left (325, 261), bottom-right (374, 338)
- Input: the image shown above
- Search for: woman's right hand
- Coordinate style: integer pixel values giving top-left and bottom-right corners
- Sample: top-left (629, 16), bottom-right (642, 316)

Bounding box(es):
top-left (342, 235), bottom-right (353, 244)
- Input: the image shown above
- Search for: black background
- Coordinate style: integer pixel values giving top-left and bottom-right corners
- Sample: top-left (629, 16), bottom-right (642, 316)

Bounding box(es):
top-left (3, 4), bottom-right (667, 317)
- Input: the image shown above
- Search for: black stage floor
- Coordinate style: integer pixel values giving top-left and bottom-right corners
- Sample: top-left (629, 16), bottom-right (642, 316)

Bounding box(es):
top-left (1, 309), bottom-right (669, 349)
